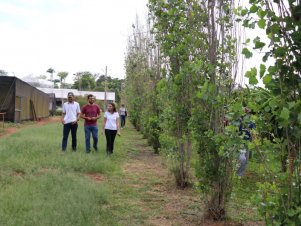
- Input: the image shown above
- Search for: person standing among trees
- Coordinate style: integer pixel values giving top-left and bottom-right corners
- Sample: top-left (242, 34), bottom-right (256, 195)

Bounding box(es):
top-left (237, 107), bottom-right (256, 177)
top-left (102, 103), bottom-right (120, 155)
top-left (81, 94), bottom-right (101, 153)
top-left (61, 92), bottom-right (81, 152)
top-left (119, 104), bottom-right (127, 128)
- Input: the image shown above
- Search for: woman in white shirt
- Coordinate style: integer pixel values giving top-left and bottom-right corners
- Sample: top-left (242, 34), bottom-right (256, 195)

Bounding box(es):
top-left (102, 103), bottom-right (120, 155)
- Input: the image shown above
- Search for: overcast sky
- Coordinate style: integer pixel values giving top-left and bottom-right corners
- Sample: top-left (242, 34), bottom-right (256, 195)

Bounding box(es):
top-left (0, 0), bottom-right (148, 82)
top-left (0, 0), bottom-right (270, 87)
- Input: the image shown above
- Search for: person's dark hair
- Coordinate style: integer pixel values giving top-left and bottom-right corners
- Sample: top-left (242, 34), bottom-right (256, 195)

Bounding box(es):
top-left (108, 103), bottom-right (117, 112)
top-left (87, 94), bottom-right (93, 99)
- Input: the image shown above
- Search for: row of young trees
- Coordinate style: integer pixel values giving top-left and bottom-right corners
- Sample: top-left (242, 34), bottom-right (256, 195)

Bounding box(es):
top-left (124, 0), bottom-right (301, 224)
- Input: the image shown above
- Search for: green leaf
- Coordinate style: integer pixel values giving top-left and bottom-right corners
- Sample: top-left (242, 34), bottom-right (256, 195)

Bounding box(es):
top-left (280, 107), bottom-right (290, 121)
top-left (259, 64), bottom-right (266, 78)
top-left (208, 83), bottom-right (216, 93)
top-left (254, 41), bottom-right (266, 49)
top-left (268, 66), bottom-right (277, 75)
top-left (270, 24), bottom-right (281, 34)
top-left (269, 99), bottom-right (278, 109)
top-left (241, 9), bottom-right (248, 16)
top-left (274, 47), bottom-right (287, 57)
top-left (288, 102), bottom-right (295, 109)
top-left (250, 4), bottom-right (259, 13)
top-left (253, 36), bottom-right (265, 49)
top-left (243, 19), bottom-right (249, 27)
top-left (245, 67), bottom-right (258, 85)
top-left (257, 9), bottom-right (267, 18)
top-left (288, 209), bottom-right (296, 217)
top-left (245, 67), bottom-right (257, 77)
top-left (262, 52), bottom-right (270, 62)
top-left (233, 102), bottom-right (243, 112)
top-left (263, 74), bottom-right (272, 85)
top-left (258, 19), bottom-right (266, 29)
top-left (264, 106), bottom-right (271, 112)
top-left (249, 21), bottom-right (256, 29)
top-left (297, 113), bottom-right (301, 124)
top-left (242, 48), bottom-right (253, 59)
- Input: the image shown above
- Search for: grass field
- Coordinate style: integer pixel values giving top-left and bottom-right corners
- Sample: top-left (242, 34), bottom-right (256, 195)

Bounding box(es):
top-left (0, 121), bottom-right (140, 226)
top-left (0, 119), bottom-right (264, 226)
top-left (0, 128), bottom-right (4, 136)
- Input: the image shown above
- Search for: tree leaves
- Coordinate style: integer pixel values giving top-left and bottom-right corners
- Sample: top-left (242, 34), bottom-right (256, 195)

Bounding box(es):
top-left (250, 4), bottom-right (259, 13)
top-left (257, 9), bottom-right (268, 19)
top-left (242, 48), bottom-right (253, 58)
top-left (279, 107), bottom-right (290, 121)
top-left (258, 19), bottom-right (266, 29)
top-left (245, 67), bottom-right (258, 85)
top-left (263, 74), bottom-right (272, 85)
top-left (297, 113), bottom-right (301, 124)
top-left (274, 47), bottom-right (287, 57)
top-left (262, 52), bottom-right (270, 62)
top-left (241, 9), bottom-right (248, 16)
top-left (253, 36), bottom-right (266, 49)
top-left (254, 41), bottom-right (266, 49)
top-left (270, 24), bottom-right (281, 34)
top-left (243, 1), bottom-right (301, 224)
top-left (260, 64), bottom-right (266, 78)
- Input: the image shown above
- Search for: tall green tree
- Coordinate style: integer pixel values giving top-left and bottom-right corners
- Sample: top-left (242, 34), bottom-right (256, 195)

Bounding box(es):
top-left (72, 71), bottom-right (96, 90)
top-left (133, 0), bottom-right (242, 219)
top-left (124, 15), bottom-right (161, 152)
top-left (46, 68), bottom-right (55, 81)
top-left (192, 0), bottom-right (243, 220)
top-left (148, 0), bottom-right (206, 188)
top-left (57, 71), bottom-right (68, 88)
top-left (95, 75), bottom-right (124, 103)
top-left (240, 0), bottom-right (301, 224)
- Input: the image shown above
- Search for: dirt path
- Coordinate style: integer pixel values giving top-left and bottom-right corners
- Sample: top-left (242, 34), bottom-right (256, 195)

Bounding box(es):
top-left (120, 130), bottom-right (263, 226)
top-left (122, 140), bottom-right (204, 226)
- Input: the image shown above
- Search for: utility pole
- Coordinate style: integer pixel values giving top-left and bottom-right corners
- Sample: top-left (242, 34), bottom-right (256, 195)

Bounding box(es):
top-left (104, 66), bottom-right (108, 108)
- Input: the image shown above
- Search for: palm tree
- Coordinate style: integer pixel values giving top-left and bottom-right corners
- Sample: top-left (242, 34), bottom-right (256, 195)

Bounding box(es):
top-left (57, 71), bottom-right (68, 88)
top-left (46, 68), bottom-right (55, 81)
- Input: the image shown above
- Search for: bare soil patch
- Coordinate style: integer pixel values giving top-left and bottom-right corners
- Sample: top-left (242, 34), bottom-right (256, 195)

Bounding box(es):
top-left (11, 170), bottom-right (26, 177)
top-left (0, 127), bottom-right (20, 138)
top-left (36, 117), bottom-right (61, 125)
top-left (84, 173), bottom-right (106, 183)
top-left (0, 117), bottom-right (61, 139)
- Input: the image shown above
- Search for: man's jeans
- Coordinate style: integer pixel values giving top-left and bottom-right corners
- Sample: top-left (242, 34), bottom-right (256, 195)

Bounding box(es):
top-left (120, 115), bottom-right (126, 127)
top-left (62, 122), bottom-right (78, 151)
top-left (84, 125), bottom-right (98, 153)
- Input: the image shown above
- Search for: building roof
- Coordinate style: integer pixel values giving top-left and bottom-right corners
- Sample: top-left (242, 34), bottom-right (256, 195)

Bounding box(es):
top-left (37, 88), bottom-right (115, 101)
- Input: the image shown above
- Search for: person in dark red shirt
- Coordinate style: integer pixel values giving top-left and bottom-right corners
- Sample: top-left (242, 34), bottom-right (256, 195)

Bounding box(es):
top-left (81, 94), bottom-right (102, 153)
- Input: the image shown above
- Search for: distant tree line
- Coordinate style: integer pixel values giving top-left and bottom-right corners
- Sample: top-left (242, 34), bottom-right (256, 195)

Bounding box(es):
top-left (0, 68), bottom-right (124, 103)
top-left (47, 68), bottom-right (124, 103)
top-left (70, 71), bottom-right (123, 103)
